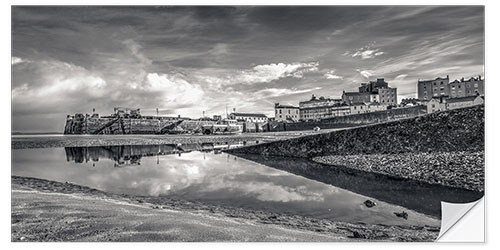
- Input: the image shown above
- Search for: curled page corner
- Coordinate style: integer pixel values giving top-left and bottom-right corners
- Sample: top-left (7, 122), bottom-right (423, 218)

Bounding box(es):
top-left (437, 197), bottom-right (484, 242)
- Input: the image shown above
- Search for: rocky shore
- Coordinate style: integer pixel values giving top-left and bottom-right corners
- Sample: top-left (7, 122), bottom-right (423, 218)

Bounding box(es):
top-left (12, 176), bottom-right (439, 242)
top-left (313, 151), bottom-right (484, 192)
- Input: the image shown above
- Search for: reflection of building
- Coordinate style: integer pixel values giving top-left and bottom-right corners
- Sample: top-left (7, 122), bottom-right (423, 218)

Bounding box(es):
top-left (343, 78), bottom-right (397, 106)
top-left (299, 95), bottom-right (349, 121)
top-left (64, 145), bottom-right (185, 167)
top-left (228, 112), bottom-right (268, 123)
top-left (417, 75), bottom-right (484, 100)
top-left (274, 103), bottom-right (300, 122)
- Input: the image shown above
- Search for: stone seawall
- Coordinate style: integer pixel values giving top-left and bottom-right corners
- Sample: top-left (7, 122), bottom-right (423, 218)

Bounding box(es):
top-left (64, 117), bottom-right (217, 135)
top-left (227, 105), bottom-right (484, 158)
top-left (265, 105), bottom-right (426, 132)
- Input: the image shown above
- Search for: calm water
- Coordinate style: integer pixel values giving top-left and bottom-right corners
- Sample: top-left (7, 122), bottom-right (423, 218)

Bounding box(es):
top-left (12, 145), bottom-right (449, 227)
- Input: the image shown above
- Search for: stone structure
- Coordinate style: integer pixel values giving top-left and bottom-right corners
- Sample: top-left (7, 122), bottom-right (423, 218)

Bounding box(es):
top-left (350, 102), bottom-right (387, 115)
top-left (447, 95), bottom-right (484, 110)
top-left (267, 105), bottom-right (425, 132)
top-left (343, 78), bottom-right (397, 106)
top-left (417, 76), bottom-right (450, 101)
top-left (227, 105), bottom-right (484, 158)
top-left (274, 103), bottom-right (300, 122)
top-left (426, 97), bottom-right (447, 113)
top-left (64, 108), bottom-right (218, 135)
top-left (299, 95), bottom-right (349, 121)
top-left (228, 112), bottom-right (268, 123)
top-left (417, 75), bottom-right (484, 100)
top-left (426, 95), bottom-right (484, 114)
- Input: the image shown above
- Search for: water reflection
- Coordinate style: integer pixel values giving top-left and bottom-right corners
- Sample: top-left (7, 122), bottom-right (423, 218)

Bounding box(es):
top-left (12, 146), bottom-right (442, 227)
top-left (64, 145), bottom-right (184, 167)
top-left (232, 153), bottom-right (484, 218)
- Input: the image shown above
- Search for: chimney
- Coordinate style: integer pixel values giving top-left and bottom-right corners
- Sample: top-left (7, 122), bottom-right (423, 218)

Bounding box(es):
top-left (446, 75), bottom-right (449, 79)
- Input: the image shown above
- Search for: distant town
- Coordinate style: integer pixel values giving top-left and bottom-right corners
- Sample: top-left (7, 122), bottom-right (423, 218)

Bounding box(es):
top-left (64, 75), bottom-right (485, 135)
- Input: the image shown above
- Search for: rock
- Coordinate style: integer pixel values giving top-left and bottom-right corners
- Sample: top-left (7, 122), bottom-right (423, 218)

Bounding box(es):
top-left (352, 231), bottom-right (367, 239)
top-left (19, 236), bottom-right (26, 241)
top-left (394, 211), bottom-right (408, 220)
top-left (363, 200), bottom-right (377, 208)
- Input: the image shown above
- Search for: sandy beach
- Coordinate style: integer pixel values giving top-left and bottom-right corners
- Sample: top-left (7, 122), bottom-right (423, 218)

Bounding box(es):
top-left (12, 176), bottom-right (439, 242)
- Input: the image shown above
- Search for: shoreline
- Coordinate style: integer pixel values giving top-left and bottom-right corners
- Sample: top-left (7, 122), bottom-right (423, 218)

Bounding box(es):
top-left (12, 176), bottom-right (439, 242)
top-left (11, 129), bottom-right (345, 150)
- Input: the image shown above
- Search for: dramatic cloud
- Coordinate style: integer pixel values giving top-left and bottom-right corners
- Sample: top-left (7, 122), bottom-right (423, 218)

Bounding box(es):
top-left (146, 73), bottom-right (204, 106)
top-left (230, 62), bottom-right (320, 85)
top-left (323, 70), bottom-right (343, 80)
top-left (352, 47), bottom-right (385, 59)
top-left (356, 69), bottom-right (375, 79)
top-left (11, 6), bottom-right (484, 132)
top-left (395, 74), bottom-right (408, 80)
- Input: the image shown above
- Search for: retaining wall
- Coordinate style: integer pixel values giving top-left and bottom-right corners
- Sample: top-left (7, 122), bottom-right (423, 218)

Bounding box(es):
top-left (227, 105), bottom-right (484, 158)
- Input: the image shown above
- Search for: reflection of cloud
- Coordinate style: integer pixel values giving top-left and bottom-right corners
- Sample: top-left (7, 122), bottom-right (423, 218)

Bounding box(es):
top-left (12, 56), bottom-right (28, 65)
top-left (254, 184), bottom-right (324, 202)
top-left (78, 151), bottom-right (327, 202)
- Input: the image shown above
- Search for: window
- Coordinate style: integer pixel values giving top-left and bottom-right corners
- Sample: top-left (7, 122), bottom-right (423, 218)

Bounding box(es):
top-left (474, 83), bottom-right (479, 87)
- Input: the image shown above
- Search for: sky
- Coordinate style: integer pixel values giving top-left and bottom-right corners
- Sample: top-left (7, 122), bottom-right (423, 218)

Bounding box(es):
top-left (11, 6), bottom-right (484, 132)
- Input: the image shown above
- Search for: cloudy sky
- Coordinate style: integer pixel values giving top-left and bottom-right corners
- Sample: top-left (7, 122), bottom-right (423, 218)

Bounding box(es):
top-left (12, 6), bottom-right (484, 132)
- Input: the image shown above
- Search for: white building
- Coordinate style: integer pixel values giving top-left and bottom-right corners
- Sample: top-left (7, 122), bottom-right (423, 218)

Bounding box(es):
top-left (228, 112), bottom-right (268, 123)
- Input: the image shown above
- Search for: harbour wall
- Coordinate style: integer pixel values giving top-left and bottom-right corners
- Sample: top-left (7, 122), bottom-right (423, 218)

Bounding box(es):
top-left (64, 117), bottom-right (218, 135)
top-left (227, 105), bottom-right (484, 158)
top-left (264, 105), bottom-right (426, 132)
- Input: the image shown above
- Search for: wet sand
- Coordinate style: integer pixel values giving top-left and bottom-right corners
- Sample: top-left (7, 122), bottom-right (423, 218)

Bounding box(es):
top-left (12, 176), bottom-right (439, 242)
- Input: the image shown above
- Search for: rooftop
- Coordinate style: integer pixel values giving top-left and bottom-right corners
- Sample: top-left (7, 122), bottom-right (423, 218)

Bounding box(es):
top-left (230, 112), bottom-right (268, 118)
top-left (343, 92), bottom-right (371, 96)
top-left (275, 104), bottom-right (299, 109)
top-left (447, 95), bottom-right (483, 103)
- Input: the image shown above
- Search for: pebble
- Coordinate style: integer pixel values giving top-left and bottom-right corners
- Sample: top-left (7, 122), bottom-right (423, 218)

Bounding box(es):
top-left (314, 151), bottom-right (484, 192)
